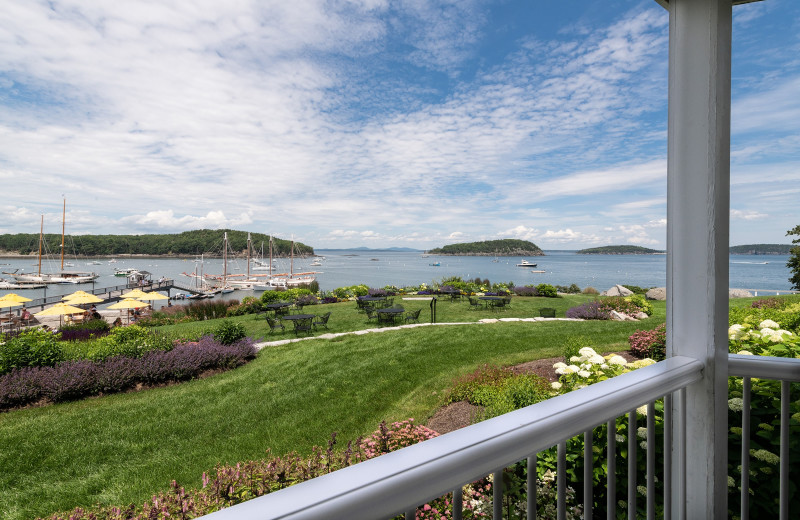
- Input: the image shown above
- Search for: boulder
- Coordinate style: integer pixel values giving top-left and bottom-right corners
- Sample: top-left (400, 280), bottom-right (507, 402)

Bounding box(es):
top-left (602, 284), bottom-right (634, 297)
top-left (634, 311), bottom-right (649, 320)
top-left (609, 310), bottom-right (636, 321)
top-left (646, 287), bottom-right (667, 300)
top-left (729, 289), bottom-right (754, 298)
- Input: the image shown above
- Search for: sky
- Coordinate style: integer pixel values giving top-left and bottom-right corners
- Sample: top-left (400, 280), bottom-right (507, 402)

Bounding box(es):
top-left (0, 0), bottom-right (798, 251)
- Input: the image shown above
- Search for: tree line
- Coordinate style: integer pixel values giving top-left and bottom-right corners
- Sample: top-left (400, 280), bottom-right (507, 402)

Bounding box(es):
top-left (428, 239), bottom-right (544, 256)
top-left (0, 229), bottom-right (313, 257)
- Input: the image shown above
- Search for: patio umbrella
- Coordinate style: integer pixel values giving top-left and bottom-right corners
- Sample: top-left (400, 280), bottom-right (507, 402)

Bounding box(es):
top-left (107, 298), bottom-right (150, 324)
top-left (62, 290), bottom-right (100, 301)
top-left (0, 299), bottom-right (22, 319)
top-left (0, 293), bottom-right (32, 303)
top-left (62, 293), bottom-right (105, 305)
top-left (120, 288), bottom-right (152, 300)
top-left (135, 291), bottom-right (169, 301)
top-left (34, 302), bottom-right (87, 327)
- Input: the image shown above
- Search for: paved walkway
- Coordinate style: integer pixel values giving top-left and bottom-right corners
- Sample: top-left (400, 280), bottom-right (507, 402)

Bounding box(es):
top-left (254, 317), bottom-right (581, 350)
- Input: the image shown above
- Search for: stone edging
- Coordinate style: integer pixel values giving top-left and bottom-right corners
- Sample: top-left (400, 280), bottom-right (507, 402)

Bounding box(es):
top-left (253, 317), bottom-right (582, 350)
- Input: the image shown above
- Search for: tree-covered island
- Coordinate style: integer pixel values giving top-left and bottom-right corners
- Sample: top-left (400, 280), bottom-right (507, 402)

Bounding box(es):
top-left (0, 229), bottom-right (313, 257)
top-left (729, 244), bottom-right (794, 255)
top-left (427, 239), bottom-right (544, 256)
top-left (577, 245), bottom-right (663, 255)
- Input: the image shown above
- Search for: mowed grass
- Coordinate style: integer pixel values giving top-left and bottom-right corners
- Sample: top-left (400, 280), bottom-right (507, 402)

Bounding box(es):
top-left (0, 295), bottom-right (665, 519)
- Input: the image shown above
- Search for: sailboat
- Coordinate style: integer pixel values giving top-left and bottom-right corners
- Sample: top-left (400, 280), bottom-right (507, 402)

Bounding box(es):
top-left (3, 201), bottom-right (99, 284)
top-left (270, 236), bottom-right (318, 287)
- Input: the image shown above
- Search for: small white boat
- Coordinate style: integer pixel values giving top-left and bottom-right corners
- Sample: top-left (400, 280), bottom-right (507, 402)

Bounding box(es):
top-left (516, 259), bottom-right (537, 267)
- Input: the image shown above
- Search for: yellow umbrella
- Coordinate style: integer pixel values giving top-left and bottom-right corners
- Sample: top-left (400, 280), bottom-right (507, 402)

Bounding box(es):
top-left (108, 298), bottom-right (150, 310)
top-left (0, 293), bottom-right (32, 303)
top-left (108, 298), bottom-right (150, 324)
top-left (35, 302), bottom-right (86, 317)
top-left (120, 289), bottom-right (151, 300)
top-left (35, 302), bottom-right (87, 327)
top-left (62, 290), bottom-right (98, 300)
top-left (0, 300), bottom-right (22, 310)
top-left (134, 291), bottom-right (169, 301)
top-left (63, 293), bottom-right (105, 304)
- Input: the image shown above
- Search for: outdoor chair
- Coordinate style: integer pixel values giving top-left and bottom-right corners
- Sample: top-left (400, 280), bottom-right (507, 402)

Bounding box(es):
top-left (539, 307), bottom-right (556, 318)
top-left (292, 317), bottom-right (314, 336)
top-left (266, 316), bottom-right (285, 334)
top-left (404, 309), bottom-right (421, 324)
top-left (468, 297), bottom-right (482, 310)
top-left (313, 312), bottom-right (331, 330)
top-left (491, 299), bottom-right (507, 312)
top-left (276, 305), bottom-right (290, 317)
top-left (377, 311), bottom-right (395, 327)
top-left (294, 302), bottom-right (304, 313)
top-left (365, 308), bottom-right (378, 322)
top-left (503, 295), bottom-right (512, 308)
top-left (355, 299), bottom-right (367, 312)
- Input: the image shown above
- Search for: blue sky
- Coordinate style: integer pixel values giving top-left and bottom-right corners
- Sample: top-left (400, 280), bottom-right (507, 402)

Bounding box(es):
top-left (0, 0), bottom-right (797, 250)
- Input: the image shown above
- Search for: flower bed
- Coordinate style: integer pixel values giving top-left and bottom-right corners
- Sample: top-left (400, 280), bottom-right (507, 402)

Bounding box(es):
top-left (0, 336), bottom-right (257, 411)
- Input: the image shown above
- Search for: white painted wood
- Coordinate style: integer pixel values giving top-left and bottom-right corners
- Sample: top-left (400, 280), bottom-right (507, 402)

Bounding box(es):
top-left (665, 0), bottom-right (731, 517)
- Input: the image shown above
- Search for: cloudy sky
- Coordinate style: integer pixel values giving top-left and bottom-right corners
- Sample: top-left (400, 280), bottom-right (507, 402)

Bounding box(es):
top-left (0, 0), bottom-right (797, 250)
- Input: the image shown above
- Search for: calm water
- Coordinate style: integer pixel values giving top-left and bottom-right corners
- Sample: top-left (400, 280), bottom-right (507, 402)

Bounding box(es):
top-left (0, 251), bottom-right (793, 309)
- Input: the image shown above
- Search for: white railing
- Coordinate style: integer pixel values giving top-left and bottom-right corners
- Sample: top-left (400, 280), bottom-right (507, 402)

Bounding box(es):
top-left (201, 357), bottom-right (703, 520)
top-left (728, 354), bottom-right (800, 520)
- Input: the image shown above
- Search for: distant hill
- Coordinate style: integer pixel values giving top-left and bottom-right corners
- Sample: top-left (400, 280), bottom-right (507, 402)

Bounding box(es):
top-left (428, 239), bottom-right (544, 256)
top-left (730, 244), bottom-right (793, 255)
top-left (0, 229), bottom-right (312, 257)
top-left (577, 245), bottom-right (663, 255)
top-left (321, 247), bottom-right (421, 252)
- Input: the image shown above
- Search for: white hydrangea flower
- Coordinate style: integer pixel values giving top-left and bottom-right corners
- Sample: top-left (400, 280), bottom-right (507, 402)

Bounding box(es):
top-left (578, 346), bottom-right (597, 358)
top-left (564, 364), bottom-right (580, 374)
top-left (759, 319), bottom-right (780, 330)
top-left (728, 398), bottom-right (744, 412)
top-left (736, 350), bottom-right (753, 355)
top-left (578, 370), bottom-right (591, 378)
top-left (555, 367), bottom-right (567, 375)
top-left (636, 404), bottom-right (648, 416)
top-left (760, 327), bottom-right (777, 337)
top-left (588, 354), bottom-right (606, 365)
top-left (551, 381), bottom-right (562, 390)
top-left (600, 364), bottom-right (609, 369)
top-left (553, 362), bottom-right (567, 369)
top-left (637, 426), bottom-right (648, 439)
top-left (541, 469), bottom-right (556, 482)
top-left (608, 355), bottom-right (628, 366)
top-left (570, 356), bottom-right (583, 363)
top-left (728, 324), bottom-right (745, 340)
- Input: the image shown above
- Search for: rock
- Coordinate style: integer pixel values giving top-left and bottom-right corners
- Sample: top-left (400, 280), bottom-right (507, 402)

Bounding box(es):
top-left (610, 310), bottom-right (637, 321)
top-left (729, 289), bottom-right (754, 298)
top-left (646, 287), bottom-right (667, 300)
top-left (634, 312), bottom-right (649, 320)
top-left (602, 284), bottom-right (634, 297)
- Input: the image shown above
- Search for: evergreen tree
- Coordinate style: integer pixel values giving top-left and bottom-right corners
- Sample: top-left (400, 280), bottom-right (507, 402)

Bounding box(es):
top-left (787, 225), bottom-right (800, 290)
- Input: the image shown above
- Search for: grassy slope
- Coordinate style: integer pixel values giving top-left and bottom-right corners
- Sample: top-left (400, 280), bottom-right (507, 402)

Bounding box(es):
top-left (0, 295), bottom-right (664, 519)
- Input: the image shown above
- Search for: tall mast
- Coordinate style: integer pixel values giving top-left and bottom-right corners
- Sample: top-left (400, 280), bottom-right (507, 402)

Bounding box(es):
top-left (223, 232), bottom-right (228, 288)
top-left (290, 235), bottom-right (294, 277)
top-left (269, 236), bottom-right (273, 279)
top-left (60, 199), bottom-right (65, 271)
top-left (37, 215), bottom-right (43, 276)
top-left (246, 233), bottom-right (251, 279)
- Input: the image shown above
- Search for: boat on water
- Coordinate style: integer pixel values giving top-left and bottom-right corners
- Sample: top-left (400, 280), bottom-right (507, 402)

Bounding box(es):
top-left (2, 202), bottom-right (99, 285)
top-left (516, 259), bottom-right (537, 267)
top-left (429, 262), bottom-right (441, 266)
top-left (114, 267), bottom-right (140, 276)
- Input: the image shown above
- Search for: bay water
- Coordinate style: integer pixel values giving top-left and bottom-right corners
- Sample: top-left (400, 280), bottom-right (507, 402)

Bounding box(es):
top-left (0, 251), bottom-right (794, 309)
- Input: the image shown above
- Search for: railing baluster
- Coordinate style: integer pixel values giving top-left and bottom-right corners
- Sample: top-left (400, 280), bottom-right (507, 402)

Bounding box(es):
top-left (584, 429), bottom-right (592, 520)
top-left (557, 441), bottom-right (566, 520)
top-left (741, 377), bottom-right (751, 520)
top-left (607, 419), bottom-right (616, 520)
top-left (493, 469), bottom-right (503, 519)
top-left (646, 402), bottom-right (655, 520)
top-left (627, 411), bottom-right (636, 520)
top-left (453, 486), bottom-right (462, 520)
top-left (678, 387), bottom-right (687, 520)
top-left (664, 393), bottom-right (672, 520)
top-left (780, 380), bottom-right (789, 520)
top-left (528, 454), bottom-right (537, 519)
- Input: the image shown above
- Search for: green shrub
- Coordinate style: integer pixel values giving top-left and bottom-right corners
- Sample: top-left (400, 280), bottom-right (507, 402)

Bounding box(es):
top-left (622, 284), bottom-right (647, 295)
top-left (0, 329), bottom-right (63, 375)
top-left (308, 280), bottom-right (319, 294)
top-left (562, 335), bottom-right (592, 363)
top-left (627, 294), bottom-right (653, 315)
top-left (213, 320), bottom-right (247, 345)
top-left (536, 283), bottom-right (558, 298)
top-left (555, 284), bottom-right (581, 294)
top-left (81, 325), bottom-right (174, 361)
top-left (582, 286), bottom-right (599, 295)
top-left (186, 300), bottom-right (230, 320)
top-left (259, 290), bottom-right (285, 304)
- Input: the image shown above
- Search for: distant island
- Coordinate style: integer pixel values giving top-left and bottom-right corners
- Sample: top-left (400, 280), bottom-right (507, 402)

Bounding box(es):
top-left (729, 244), bottom-right (793, 255)
top-left (577, 245), bottom-right (663, 255)
top-left (0, 229), bottom-right (313, 257)
top-left (427, 239), bottom-right (544, 256)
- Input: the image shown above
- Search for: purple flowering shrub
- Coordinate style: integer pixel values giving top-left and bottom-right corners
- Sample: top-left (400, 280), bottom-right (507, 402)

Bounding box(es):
top-left (368, 287), bottom-right (388, 297)
top-left (0, 336), bottom-right (257, 410)
top-left (565, 301), bottom-right (612, 320)
top-left (512, 285), bottom-right (538, 297)
top-left (628, 324), bottom-right (667, 361)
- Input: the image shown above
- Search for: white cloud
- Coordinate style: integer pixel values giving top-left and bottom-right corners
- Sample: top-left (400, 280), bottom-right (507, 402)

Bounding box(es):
top-left (730, 209), bottom-right (768, 221)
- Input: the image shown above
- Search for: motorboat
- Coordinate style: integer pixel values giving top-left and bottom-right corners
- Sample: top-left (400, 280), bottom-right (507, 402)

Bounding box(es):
top-left (516, 259), bottom-right (537, 267)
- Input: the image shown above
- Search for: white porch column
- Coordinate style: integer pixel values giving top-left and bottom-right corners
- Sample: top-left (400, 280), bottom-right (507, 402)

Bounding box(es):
top-left (665, 0), bottom-right (731, 518)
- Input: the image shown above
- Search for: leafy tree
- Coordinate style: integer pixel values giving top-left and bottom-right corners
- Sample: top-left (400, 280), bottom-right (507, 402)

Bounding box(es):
top-left (787, 225), bottom-right (800, 290)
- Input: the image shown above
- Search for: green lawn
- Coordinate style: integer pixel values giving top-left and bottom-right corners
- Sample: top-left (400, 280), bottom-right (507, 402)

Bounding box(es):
top-left (0, 294), bottom-right (664, 519)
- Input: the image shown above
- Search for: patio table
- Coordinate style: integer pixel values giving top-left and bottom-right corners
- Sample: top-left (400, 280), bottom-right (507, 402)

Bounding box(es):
top-left (376, 307), bottom-right (404, 325)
